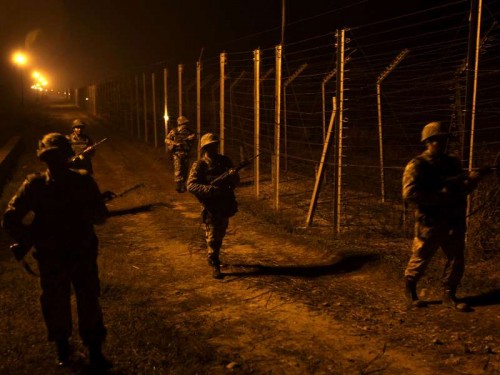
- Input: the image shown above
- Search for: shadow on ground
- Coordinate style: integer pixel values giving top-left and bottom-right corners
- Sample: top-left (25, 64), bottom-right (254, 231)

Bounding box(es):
top-left (462, 289), bottom-right (500, 307)
top-left (225, 252), bottom-right (380, 278)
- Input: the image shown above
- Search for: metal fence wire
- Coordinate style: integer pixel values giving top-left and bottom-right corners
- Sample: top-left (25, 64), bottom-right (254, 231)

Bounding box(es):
top-left (75, 1), bottom-right (499, 251)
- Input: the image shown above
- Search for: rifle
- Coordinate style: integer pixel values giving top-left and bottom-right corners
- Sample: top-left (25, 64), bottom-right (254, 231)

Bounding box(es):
top-left (443, 155), bottom-right (499, 187)
top-left (70, 137), bottom-right (108, 162)
top-left (210, 154), bottom-right (261, 186)
top-left (101, 183), bottom-right (145, 202)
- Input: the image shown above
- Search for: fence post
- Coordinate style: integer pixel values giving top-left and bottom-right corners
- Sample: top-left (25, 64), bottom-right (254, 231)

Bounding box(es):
top-left (135, 75), bottom-right (140, 139)
top-left (306, 97), bottom-right (336, 227)
top-left (220, 52), bottom-right (227, 154)
top-left (196, 61), bottom-right (202, 159)
top-left (178, 64), bottom-right (183, 117)
top-left (254, 49), bottom-right (261, 198)
top-left (376, 48), bottom-right (410, 202)
top-left (333, 30), bottom-right (345, 235)
top-left (273, 45), bottom-right (283, 211)
top-left (163, 68), bottom-right (169, 152)
top-left (152, 72), bottom-right (158, 147)
top-left (142, 73), bottom-right (148, 142)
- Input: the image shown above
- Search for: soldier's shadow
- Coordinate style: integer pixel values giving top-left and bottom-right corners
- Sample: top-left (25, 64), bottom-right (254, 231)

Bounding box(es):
top-left (223, 252), bottom-right (380, 278)
top-left (461, 289), bottom-right (500, 307)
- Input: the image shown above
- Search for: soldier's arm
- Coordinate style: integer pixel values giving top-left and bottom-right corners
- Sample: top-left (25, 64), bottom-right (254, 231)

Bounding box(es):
top-left (1, 179), bottom-right (34, 244)
top-left (402, 159), bottom-right (446, 205)
top-left (187, 161), bottom-right (218, 198)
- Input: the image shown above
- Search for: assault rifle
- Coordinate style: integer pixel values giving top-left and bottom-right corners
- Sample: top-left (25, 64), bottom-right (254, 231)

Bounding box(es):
top-left (70, 137), bottom-right (108, 162)
top-left (443, 155), bottom-right (499, 187)
top-left (210, 154), bottom-right (260, 187)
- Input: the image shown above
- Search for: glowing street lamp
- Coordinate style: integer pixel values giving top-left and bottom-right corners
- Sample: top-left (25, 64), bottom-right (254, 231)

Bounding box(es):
top-left (12, 52), bottom-right (28, 66)
top-left (11, 51), bottom-right (29, 107)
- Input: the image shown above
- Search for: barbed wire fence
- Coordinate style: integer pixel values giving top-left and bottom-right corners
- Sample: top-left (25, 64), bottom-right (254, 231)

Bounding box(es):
top-left (74, 1), bottom-right (499, 255)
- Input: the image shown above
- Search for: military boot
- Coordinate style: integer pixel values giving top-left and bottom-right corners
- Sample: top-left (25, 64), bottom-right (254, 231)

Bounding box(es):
top-left (404, 278), bottom-right (427, 308)
top-left (212, 262), bottom-right (222, 279)
top-left (88, 343), bottom-right (113, 372)
top-left (208, 254), bottom-right (223, 279)
top-left (55, 339), bottom-right (71, 367)
top-left (442, 288), bottom-right (470, 312)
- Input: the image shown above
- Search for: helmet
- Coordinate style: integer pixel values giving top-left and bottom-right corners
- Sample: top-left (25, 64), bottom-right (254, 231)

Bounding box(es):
top-left (200, 133), bottom-right (219, 149)
top-left (36, 133), bottom-right (74, 159)
top-left (177, 116), bottom-right (189, 126)
top-left (72, 118), bottom-right (86, 129)
top-left (421, 121), bottom-right (448, 142)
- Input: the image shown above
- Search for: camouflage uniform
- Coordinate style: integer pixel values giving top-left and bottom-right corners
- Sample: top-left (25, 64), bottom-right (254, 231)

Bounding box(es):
top-left (67, 132), bottom-right (95, 174)
top-left (2, 168), bottom-right (108, 346)
top-left (403, 150), bottom-right (478, 288)
top-left (166, 123), bottom-right (195, 191)
top-left (187, 153), bottom-right (239, 274)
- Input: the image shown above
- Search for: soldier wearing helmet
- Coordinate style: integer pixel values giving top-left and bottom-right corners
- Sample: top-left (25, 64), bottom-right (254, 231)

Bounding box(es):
top-left (1, 133), bottom-right (112, 370)
top-left (187, 133), bottom-right (240, 279)
top-left (402, 121), bottom-right (483, 311)
top-left (67, 118), bottom-right (95, 174)
top-left (165, 116), bottom-right (195, 192)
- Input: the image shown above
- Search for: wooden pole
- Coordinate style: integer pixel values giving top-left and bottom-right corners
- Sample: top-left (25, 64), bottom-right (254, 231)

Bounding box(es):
top-left (178, 64), bottom-right (183, 117)
top-left (273, 45), bottom-right (282, 211)
top-left (163, 68), bottom-right (169, 152)
top-left (254, 49), bottom-right (261, 198)
top-left (196, 61), bottom-right (202, 159)
top-left (142, 73), bottom-right (148, 142)
top-left (306, 98), bottom-right (336, 227)
top-left (220, 52), bottom-right (227, 154)
top-left (135, 75), bottom-right (140, 139)
top-left (468, 0), bottom-right (482, 172)
top-left (333, 30), bottom-right (345, 234)
top-left (152, 72), bottom-right (158, 147)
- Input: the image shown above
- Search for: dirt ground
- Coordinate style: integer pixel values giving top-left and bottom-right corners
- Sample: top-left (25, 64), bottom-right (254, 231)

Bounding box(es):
top-left (0, 102), bottom-right (498, 374)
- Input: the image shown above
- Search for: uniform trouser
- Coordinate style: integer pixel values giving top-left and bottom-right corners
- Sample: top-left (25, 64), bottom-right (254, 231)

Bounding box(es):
top-left (36, 243), bottom-right (106, 345)
top-left (404, 221), bottom-right (465, 289)
top-left (204, 215), bottom-right (229, 264)
top-left (172, 153), bottom-right (189, 183)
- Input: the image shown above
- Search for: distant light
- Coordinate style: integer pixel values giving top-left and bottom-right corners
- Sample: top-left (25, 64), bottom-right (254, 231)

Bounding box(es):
top-left (164, 114), bottom-right (169, 121)
top-left (12, 52), bottom-right (28, 66)
top-left (85, 97), bottom-right (89, 101)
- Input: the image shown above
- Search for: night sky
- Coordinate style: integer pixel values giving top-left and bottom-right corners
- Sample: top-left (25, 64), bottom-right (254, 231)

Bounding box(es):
top-left (0, 0), bottom-right (471, 89)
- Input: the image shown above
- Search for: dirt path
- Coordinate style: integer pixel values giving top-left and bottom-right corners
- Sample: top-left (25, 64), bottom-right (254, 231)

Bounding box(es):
top-left (0, 104), bottom-right (498, 374)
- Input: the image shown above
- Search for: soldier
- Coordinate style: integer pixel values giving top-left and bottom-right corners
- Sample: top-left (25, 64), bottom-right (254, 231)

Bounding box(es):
top-left (403, 121), bottom-right (483, 311)
top-left (187, 133), bottom-right (239, 279)
top-left (165, 116), bottom-right (196, 192)
top-left (1, 133), bottom-right (112, 370)
top-left (67, 118), bottom-right (95, 174)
